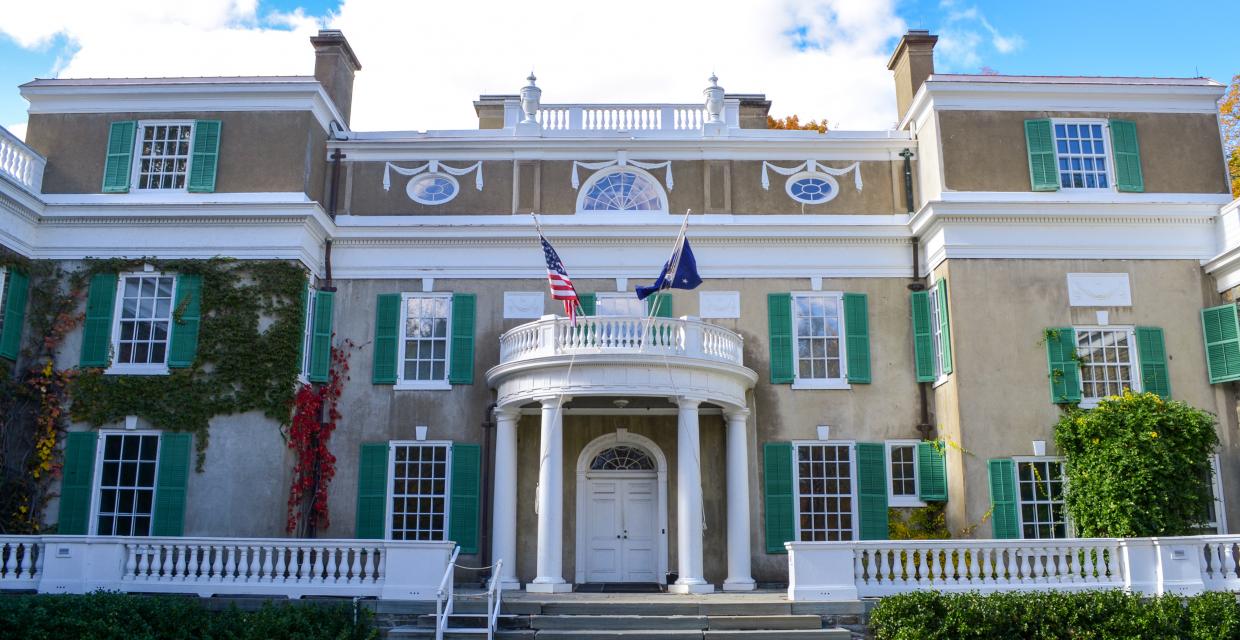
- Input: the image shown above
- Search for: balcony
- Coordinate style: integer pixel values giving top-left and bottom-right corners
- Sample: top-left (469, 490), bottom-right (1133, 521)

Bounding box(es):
top-left (0, 125), bottom-right (44, 194)
top-left (488, 315), bottom-right (756, 410)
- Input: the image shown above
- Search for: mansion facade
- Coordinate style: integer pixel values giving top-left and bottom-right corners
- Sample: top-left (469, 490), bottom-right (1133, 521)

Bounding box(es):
top-left (1, 29), bottom-right (1238, 593)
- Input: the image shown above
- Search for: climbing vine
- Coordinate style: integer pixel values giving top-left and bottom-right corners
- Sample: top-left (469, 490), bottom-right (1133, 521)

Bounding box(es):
top-left (69, 258), bottom-right (306, 469)
top-left (286, 340), bottom-right (355, 536)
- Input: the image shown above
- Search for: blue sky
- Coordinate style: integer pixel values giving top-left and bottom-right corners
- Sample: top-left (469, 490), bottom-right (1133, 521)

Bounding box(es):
top-left (0, 0), bottom-right (1236, 137)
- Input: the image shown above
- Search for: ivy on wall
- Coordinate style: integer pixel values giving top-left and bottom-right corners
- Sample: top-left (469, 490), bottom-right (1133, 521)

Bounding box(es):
top-left (70, 258), bottom-right (307, 469)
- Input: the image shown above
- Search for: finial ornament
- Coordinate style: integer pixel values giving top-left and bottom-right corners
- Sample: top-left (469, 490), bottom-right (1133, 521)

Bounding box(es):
top-left (520, 71), bottom-right (542, 125)
top-left (703, 73), bottom-right (725, 124)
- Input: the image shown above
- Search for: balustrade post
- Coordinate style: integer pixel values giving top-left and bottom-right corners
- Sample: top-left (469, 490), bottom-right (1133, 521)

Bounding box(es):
top-left (786, 543), bottom-right (860, 601)
top-left (681, 317), bottom-right (703, 359)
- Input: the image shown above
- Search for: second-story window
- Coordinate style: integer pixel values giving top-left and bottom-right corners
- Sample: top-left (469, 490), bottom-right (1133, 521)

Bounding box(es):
top-left (793, 293), bottom-right (845, 386)
top-left (400, 294), bottom-right (451, 385)
top-left (1054, 121), bottom-right (1110, 190)
top-left (134, 122), bottom-right (194, 190)
top-left (114, 273), bottom-right (176, 370)
top-left (596, 293), bottom-right (645, 316)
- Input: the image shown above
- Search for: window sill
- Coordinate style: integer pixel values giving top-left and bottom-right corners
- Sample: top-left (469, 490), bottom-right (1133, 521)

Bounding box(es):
top-left (932, 375), bottom-right (950, 389)
top-left (791, 380), bottom-right (851, 390)
top-left (104, 364), bottom-right (170, 376)
top-left (393, 381), bottom-right (452, 391)
top-left (889, 497), bottom-right (927, 508)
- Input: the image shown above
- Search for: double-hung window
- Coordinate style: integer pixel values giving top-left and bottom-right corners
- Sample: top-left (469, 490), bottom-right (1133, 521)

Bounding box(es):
top-left (300, 285), bottom-right (317, 381)
top-left (927, 282), bottom-right (948, 382)
top-left (0, 268), bottom-right (8, 338)
top-left (133, 121), bottom-right (195, 191)
top-left (886, 440), bottom-right (923, 507)
top-left (388, 442), bottom-right (451, 541)
top-left (1202, 454), bottom-right (1227, 534)
top-left (93, 432), bottom-right (160, 536)
top-left (1013, 457), bottom-right (1068, 539)
top-left (1052, 120), bottom-right (1112, 190)
top-left (792, 293), bottom-right (847, 388)
top-left (793, 442), bottom-right (856, 541)
top-left (110, 273), bottom-right (177, 374)
top-left (1075, 326), bottom-right (1139, 407)
top-left (397, 294), bottom-right (452, 388)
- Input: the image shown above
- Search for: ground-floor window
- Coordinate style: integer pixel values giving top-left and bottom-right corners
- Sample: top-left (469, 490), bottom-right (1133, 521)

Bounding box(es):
top-left (389, 442), bottom-right (450, 541)
top-left (794, 442), bottom-right (854, 541)
top-left (95, 432), bottom-right (160, 536)
top-left (886, 440), bottom-right (922, 507)
top-left (1203, 454), bottom-right (1227, 534)
top-left (1014, 457), bottom-right (1068, 539)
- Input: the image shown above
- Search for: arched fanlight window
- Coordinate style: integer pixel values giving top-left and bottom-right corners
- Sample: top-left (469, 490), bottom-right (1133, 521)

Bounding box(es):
top-left (577, 168), bottom-right (667, 213)
top-left (590, 445), bottom-right (656, 471)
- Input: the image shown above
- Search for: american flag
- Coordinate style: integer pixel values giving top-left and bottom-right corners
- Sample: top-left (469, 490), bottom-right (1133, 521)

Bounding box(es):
top-left (541, 234), bottom-right (582, 324)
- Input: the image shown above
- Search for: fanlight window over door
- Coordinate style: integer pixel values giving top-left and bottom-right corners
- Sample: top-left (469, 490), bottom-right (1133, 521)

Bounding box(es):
top-left (590, 445), bottom-right (656, 471)
top-left (579, 169), bottom-right (666, 212)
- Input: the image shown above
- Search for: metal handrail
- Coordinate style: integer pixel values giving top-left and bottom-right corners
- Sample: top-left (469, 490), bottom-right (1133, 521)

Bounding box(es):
top-left (434, 545), bottom-right (461, 640)
top-left (486, 559), bottom-right (504, 640)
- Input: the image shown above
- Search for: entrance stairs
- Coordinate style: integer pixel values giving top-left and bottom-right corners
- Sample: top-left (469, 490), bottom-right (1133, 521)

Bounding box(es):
top-left (386, 592), bottom-right (852, 640)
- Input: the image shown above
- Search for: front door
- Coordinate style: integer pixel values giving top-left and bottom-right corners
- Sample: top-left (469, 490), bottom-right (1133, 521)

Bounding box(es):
top-left (584, 475), bottom-right (659, 582)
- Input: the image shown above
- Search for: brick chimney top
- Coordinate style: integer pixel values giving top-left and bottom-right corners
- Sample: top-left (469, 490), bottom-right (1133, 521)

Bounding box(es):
top-left (887, 29), bottom-right (938, 124)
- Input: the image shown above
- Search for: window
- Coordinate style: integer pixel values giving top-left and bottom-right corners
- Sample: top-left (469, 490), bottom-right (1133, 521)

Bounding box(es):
top-left (407, 173), bottom-right (459, 205)
top-left (596, 293), bottom-right (645, 317)
top-left (94, 432), bottom-right (160, 536)
top-left (0, 267), bottom-right (8, 337)
top-left (111, 273), bottom-right (176, 373)
top-left (1202, 454), bottom-right (1227, 534)
top-left (928, 283), bottom-right (947, 382)
top-left (133, 122), bottom-right (195, 190)
top-left (578, 169), bottom-right (666, 213)
top-left (590, 446), bottom-right (655, 471)
top-left (1053, 121), bottom-right (1110, 190)
top-left (794, 442), bottom-right (855, 541)
top-left (1075, 327), bottom-right (1139, 406)
top-left (300, 286), bottom-right (316, 381)
top-left (887, 441), bottom-right (922, 507)
top-left (792, 293), bottom-right (847, 388)
top-left (388, 442), bottom-right (450, 541)
top-left (398, 294), bottom-right (451, 386)
top-left (1015, 458), bottom-right (1068, 539)
top-left (785, 172), bottom-right (839, 204)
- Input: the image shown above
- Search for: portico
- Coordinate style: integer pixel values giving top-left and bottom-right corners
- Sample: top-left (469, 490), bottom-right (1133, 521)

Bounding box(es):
top-left (486, 314), bottom-right (758, 593)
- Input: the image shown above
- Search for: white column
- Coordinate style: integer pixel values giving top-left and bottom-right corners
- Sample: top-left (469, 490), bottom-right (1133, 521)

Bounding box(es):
top-left (723, 408), bottom-right (756, 591)
top-left (527, 397), bottom-right (571, 592)
top-left (491, 407), bottom-right (521, 590)
top-left (670, 397), bottom-right (713, 593)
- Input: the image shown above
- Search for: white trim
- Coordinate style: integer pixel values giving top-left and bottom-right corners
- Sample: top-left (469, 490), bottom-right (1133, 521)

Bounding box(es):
top-left (299, 285), bottom-right (316, 383)
top-left (574, 431), bottom-right (669, 585)
top-left (790, 440), bottom-right (859, 542)
top-left (575, 166), bottom-right (669, 214)
top-left (129, 120), bottom-right (196, 193)
top-left (1072, 325), bottom-right (1141, 408)
top-left (395, 292), bottom-right (453, 389)
top-left (104, 272), bottom-right (177, 376)
top-left (790, 291), bottom-right (849, 388)
top-left (88, 429), bottom-right (163, 537)
top-left (384, 440), bottom-right (453, 542)
top-left (1208, 454), bottom-right (1227, 535)
top-left (885, 440), bottom-right (925, 508)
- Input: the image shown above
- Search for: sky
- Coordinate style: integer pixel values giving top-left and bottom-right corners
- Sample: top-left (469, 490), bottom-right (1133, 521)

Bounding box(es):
top-left (0, 0), bottom-right (1236, 141)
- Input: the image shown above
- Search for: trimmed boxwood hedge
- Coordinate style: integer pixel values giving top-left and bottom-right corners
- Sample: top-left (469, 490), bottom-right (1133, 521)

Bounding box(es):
top-left (871, 591), bottom-right (1240, 640)
top-left (0, 591), bottom-right (376, 640)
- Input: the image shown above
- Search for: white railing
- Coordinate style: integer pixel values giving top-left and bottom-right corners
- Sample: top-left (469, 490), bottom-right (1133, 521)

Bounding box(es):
top-left (497, 315), bottom-right (744, 366)
top-left (1, 535), bottom-right (453, 599)
top-left (435, 545), bottom-right (461, 640)
top-left (504, 100), bottom-right (738, 135)
top-left (0, 125), bottom-right (45, 193)
top-left (788, 535), bottom-right (1240, 601)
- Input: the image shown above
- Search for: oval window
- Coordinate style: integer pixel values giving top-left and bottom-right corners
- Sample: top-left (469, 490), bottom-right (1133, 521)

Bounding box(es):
top-left (785, 172), bottom-right (839, 205)
top-left (407, 173), bottom-right (459, 205)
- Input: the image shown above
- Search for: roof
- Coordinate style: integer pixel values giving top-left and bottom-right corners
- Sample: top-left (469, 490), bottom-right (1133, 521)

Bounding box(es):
top-left (20, 76), bottom-right (317, 88)
top-left (929, 74), bottom-right (1224, 87)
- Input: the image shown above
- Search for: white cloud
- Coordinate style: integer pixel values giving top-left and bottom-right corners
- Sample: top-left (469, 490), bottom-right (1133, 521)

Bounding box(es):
top-left (934, 3), bottom-right (1022, 71)
top-left (1, 0), bottom-right (909, 131)
top-left (6, 122), bottom-right (27, 141)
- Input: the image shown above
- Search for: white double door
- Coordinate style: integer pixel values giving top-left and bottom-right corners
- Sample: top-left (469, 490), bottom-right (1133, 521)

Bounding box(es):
top-left (583, 474), bottom-right (659, 583)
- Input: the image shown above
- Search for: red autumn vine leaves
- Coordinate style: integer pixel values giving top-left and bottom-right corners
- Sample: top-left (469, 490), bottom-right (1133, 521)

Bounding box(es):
top-left (285, 339), bottom-right (354, 535)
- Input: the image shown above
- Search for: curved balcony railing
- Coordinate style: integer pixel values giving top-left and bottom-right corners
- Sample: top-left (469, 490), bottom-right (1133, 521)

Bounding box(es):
top-left (498, 315), bottom-right (744, 366)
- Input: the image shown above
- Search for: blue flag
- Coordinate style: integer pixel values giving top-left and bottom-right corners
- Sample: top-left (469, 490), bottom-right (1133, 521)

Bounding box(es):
top-left (636, 237), bottom-right (702, 300)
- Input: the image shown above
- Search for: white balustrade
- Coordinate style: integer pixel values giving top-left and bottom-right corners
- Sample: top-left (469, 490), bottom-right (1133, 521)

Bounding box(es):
top-left (497, 315), bottom-right (743, 366)
top-left (516, 102), bottom-right (735, 136)
top-left (0, 537), bottom-right (44, 589)
top-left (0, 125), bottom-right (45, 193)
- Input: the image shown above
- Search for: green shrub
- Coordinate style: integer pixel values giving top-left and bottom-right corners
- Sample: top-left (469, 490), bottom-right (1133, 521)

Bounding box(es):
top-left (870, 590), bottom-right (1240, 640)
top-left (0, 591), bottom-right (377, 640)
top-left (1054, 391), bottom-right (1219, 537)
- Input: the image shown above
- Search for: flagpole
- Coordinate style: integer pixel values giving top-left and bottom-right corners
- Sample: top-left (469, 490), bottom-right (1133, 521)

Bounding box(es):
top-left (649, 209), bottom-right (692, 321)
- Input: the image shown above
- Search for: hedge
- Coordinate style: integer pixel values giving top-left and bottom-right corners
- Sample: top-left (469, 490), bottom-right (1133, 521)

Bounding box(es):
top-left (0, 591), bottom-right (377, 640)
top-left (871, 590), bottom-right (1240, 640)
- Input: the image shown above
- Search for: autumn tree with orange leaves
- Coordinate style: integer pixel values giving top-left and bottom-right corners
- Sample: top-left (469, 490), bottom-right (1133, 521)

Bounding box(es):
top-left (767, 114), bottom-right (829, 133)
top-left (1222, 74), bottom-right (1239, 197)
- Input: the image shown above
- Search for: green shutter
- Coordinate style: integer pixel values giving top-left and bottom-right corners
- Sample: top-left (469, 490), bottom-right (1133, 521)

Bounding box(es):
top-left (911, 291), bottom-right (934, 382)
top-left (935, 280), bottom-right (953, 375)
top-left (296, 282), bottom-right (310, 375)
top-left (151, 432), bottom-right (192, 536)
top-left (763, 442), bottom-right (794, 553)
top-left (372, 294), bottom-right (400, 384)
top-left (57, 431), bottom-right (99, 535)
top-left (0, 270), bottom-right (29, 361)
top-left (449, 443), bottom-right (481, 554)
top-left (102, 121), bottom-right (136, 193)
top-left (647, 293), bottom-right (673, 318)
top-left (1202, 304), bottom-right (1240, 383)
top-left (857, 442), bottom-right (888, 540)
top-left (1135, 326), bottom-right (1170, 399)
top-left (1110, 119), bottom-right (1144, 193)
top-left (308, 290), bottom-right (334, 383)
top-left (448, 293), bottom-right (476, 385)
top-left (80, 273), bottom-right (118, 367)
top-left (1045, 327), bottom-right (1081, 404)
top-left (578, 293), bottom-right (596, 316)
top-left (1024, 119), bottom-right (1059, 191)
top-left (167, 274), bottom-right (202, 368)
top-left (988, 459), bottom-right (1020, 539)
top-left (187, 120), bottom-right (221, 193)
top-left (767, 293), bottom-right (794, 384)
top-left (917, 441), bottom-right (948, 502)
top-left (843, 293), bottom-right (871, 384)
top-left (355, 443), bottom-right (389, 539)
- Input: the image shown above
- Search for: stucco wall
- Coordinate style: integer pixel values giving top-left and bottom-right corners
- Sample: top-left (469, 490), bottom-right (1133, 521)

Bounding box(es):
top-left (24, 111), bottom-right (326, 196)
top-left (937, 111), bottom-right (1230, 194)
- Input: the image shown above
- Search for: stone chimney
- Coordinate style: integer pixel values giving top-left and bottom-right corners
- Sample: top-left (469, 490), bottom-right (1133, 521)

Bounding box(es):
top-left (887, 29), bottom-right (938, 124)
top-left (310, 30), bottom-right (362, 126)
